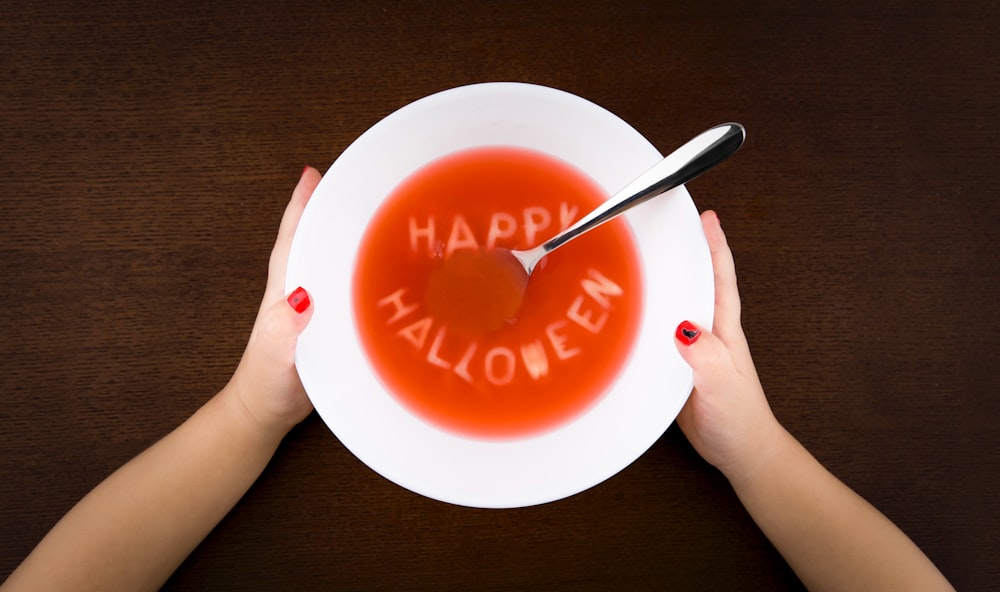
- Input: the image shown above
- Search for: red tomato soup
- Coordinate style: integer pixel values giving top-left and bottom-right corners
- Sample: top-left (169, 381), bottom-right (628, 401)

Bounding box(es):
top-left (352, 147), bottom-right (643, 439)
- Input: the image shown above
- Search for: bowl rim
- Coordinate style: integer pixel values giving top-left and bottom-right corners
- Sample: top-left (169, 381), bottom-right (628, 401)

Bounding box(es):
top-left (285, 82), bottom-right (714, 508)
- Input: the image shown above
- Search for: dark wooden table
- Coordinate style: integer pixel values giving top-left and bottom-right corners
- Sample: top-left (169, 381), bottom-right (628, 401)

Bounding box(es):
top-left (2, 1), bottom-right (996, 589)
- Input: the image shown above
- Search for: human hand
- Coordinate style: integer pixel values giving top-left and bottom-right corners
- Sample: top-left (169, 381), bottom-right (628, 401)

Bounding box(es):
top-left (226, 166), bottom-right (322, 437)
top-left (673, 211), bottom-right (785, 482)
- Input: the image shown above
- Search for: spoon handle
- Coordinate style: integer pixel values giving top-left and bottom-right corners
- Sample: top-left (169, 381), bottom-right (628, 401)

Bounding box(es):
top-left (537, 122), bottom-right (745, 256)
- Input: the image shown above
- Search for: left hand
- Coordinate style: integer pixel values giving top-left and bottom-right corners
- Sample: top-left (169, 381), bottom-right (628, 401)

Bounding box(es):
top-left (227, 166), bottom-right (322, 435)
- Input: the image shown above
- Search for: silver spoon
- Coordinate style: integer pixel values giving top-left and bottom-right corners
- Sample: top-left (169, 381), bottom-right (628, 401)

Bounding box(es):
top-left (427, 123), bottom-right (746, 333)
top-left (508, 122), bottom-right (746, 276)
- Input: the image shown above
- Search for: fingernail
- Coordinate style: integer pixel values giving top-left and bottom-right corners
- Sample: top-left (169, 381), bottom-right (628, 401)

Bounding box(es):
top-left (300, 165), bottom-right (311, 179)
top-left (287, 287), bottom-right (310, 313)
top-left (675, 320), bottom-right (701, 345)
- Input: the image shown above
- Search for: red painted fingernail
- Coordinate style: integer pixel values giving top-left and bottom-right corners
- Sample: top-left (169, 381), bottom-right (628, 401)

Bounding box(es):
top-left (676, 320), bottom-right (701, 345)
top-left (301, 165), bottom-right (311, 178)
top-left (287, 287), bottom-right (310, 313)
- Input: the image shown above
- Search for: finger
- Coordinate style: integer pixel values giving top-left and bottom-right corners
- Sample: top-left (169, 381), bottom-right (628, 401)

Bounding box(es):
top-left (276, 167), bottom-right (322, 256)
top-left (701, 210), bottom-right (740, 337)
top-left (700, 211), bottom-right (756, 374)
top-left (264, 166), bottom-right (322, 305)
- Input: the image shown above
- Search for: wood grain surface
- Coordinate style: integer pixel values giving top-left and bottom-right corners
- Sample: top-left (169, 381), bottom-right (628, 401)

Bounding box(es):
top-left (2, 1), bottom-right (996, 589)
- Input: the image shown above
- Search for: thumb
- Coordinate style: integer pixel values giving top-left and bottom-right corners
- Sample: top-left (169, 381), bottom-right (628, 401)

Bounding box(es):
top-left (233, 286), bottom-right (316, 431)
top-left (284, 286), bottom-right (313, 325)
top-left (673, 320), bottom-right (737, 390)
top-left (277, 285), bottom-right (314, 339)
top-left (253, 287), bottom-right (314, 360)
top-left (673, 319), bottom-right (740, 446)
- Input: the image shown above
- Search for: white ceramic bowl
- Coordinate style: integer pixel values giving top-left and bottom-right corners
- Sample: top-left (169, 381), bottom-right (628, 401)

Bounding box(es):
top-left (286, 82), bottom-right (713, 508)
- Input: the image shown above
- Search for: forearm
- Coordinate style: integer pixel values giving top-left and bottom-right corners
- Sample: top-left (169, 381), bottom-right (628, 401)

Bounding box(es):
top-left (3, 386), bottom-right (286, 592)
top-left (726, 427), bottom-right (953, 592)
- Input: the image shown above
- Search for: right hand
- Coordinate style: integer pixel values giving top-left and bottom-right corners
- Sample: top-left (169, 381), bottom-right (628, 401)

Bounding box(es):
top-left (672, 210), bottom-right (785, 481)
